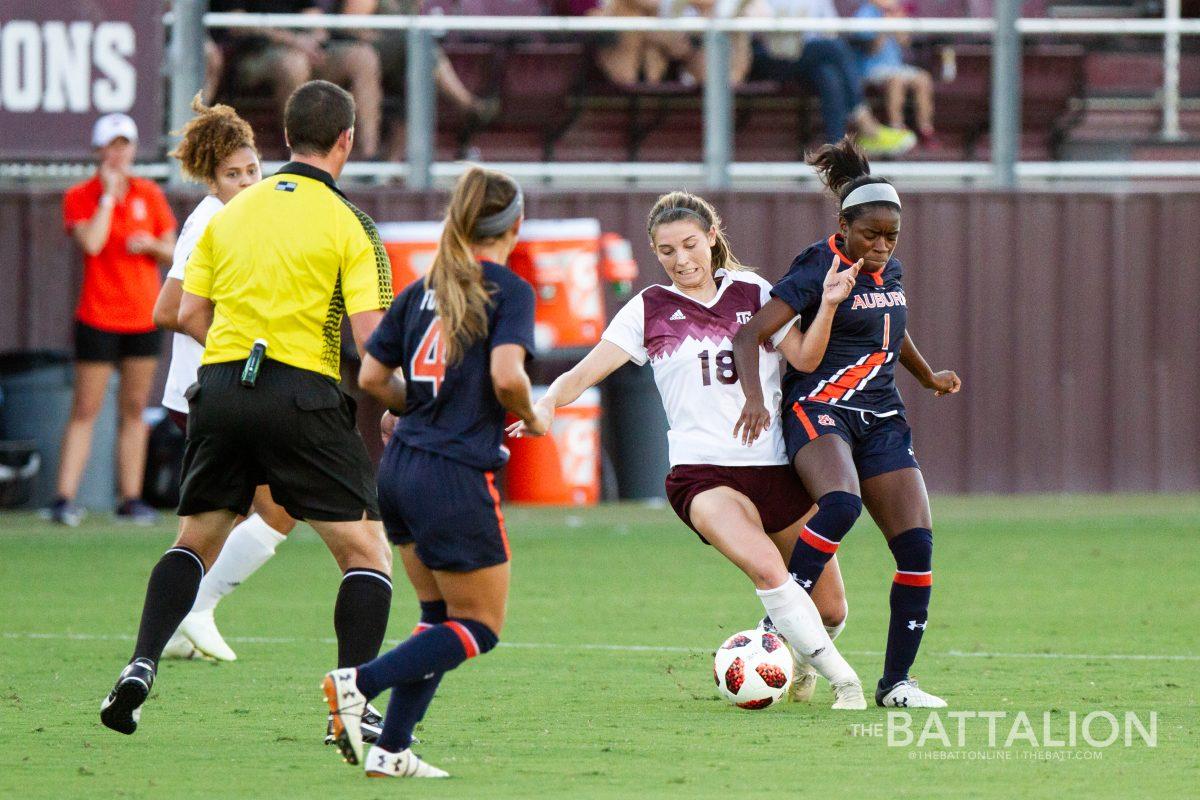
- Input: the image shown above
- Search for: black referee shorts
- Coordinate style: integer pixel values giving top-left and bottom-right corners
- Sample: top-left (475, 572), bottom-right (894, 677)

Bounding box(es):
top-left (177, 359), bottom-right (380, 522)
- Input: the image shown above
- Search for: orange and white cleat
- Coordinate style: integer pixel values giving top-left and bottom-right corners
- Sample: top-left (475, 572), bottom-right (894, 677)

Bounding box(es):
top-left (322, 669), bottom-right (365, 765)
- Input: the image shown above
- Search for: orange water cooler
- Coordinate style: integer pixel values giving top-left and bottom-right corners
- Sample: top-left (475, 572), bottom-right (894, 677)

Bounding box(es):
top-left (505, 388), bottom-right (601, 506)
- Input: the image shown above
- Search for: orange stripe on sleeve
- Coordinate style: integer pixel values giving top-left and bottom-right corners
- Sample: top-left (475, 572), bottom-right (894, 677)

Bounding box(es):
top-left (793, 402), bottom-right (820, 440)
top-left (894, 571), bottom-right (933, 587)
top-left (485, 471), bottom-right (511, 560)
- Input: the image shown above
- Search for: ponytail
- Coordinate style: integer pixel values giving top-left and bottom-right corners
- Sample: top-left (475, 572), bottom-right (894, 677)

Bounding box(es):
top-left (805, 136), bottom-right (898, 224)
top-left (426, 166), bottom-right (522, 364)
top-left (646, 191), bottom-right (745, 274)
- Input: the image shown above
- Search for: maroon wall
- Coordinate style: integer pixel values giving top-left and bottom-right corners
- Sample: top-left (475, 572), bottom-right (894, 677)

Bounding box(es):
top-left (2, 184), bottom-right (1198, 494)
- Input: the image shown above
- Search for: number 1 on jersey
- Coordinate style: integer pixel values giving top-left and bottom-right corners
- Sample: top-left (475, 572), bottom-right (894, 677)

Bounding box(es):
top-left (411, 318), bottom-right (446, 395)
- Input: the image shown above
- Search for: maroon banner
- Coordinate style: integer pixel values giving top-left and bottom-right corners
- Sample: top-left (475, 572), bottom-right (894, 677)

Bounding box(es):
top-left (0, 0), bottom-right (164, 160)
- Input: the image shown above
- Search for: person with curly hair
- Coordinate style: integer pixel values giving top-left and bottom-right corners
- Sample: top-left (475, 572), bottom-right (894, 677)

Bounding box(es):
top-left (149, 96), bottom-right (299, 666)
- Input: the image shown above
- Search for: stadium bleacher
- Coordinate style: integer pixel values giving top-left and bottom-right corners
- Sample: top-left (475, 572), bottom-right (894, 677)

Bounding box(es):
top-left (205, 0), bottom-right (1194, 165)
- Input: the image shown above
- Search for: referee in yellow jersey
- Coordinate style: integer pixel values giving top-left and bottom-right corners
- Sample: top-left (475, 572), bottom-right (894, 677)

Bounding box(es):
top-left (102, 81), bottom-right (396, 737)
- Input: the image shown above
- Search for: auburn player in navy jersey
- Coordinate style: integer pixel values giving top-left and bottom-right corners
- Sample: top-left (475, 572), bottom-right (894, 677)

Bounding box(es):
top-left (733, 138), bottom-right (961, 709)
top-left (321, 167), bottom-right (549, 778)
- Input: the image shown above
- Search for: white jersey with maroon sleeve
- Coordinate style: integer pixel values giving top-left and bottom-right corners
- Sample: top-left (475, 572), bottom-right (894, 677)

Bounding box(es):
top-left (601, 270), bottom-right (793, 467)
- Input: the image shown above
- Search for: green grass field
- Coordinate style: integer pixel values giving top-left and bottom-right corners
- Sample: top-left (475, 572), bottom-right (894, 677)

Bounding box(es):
top-left (1, 496), bottom-right (1197, 799)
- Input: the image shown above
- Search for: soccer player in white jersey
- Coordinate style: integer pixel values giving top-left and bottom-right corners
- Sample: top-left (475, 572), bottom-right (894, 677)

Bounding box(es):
top-left (149, 97), bottom-right (294, 662)
top-left (509, 192), bottom-right (867, 709)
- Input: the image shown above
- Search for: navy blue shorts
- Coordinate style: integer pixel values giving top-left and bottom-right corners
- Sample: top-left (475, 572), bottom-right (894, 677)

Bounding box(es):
top-left (784, 400), bottom-right (919, 481)
top-left (377, 444), bottom-right (510, 572)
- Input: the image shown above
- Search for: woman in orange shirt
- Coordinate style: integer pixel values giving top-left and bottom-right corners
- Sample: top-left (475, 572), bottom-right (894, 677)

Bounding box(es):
top-left (50, 114), bottom-right (177, 526)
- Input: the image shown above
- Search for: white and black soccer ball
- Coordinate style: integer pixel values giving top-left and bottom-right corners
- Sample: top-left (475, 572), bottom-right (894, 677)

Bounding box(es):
top-left (713, 629), bottom-right (793, 709)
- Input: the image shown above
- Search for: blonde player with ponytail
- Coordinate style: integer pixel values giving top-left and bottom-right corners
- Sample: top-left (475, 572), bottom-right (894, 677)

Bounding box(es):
top-left (509, 191), bottom-right (869, 710)
top-left (324, 166), bottom-right (549, 779)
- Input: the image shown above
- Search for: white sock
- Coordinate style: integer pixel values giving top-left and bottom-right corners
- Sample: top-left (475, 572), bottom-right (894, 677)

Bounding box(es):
top-left (756, 579), bottom-right (857, 685)
top-left (826, 618), bottom-right (846, 642)
top-left (192, 514), bottom-right (286, 612)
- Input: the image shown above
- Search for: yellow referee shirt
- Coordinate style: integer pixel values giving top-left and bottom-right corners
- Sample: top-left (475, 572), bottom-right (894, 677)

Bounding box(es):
top-left (183, 162), bottom-right (393, 380)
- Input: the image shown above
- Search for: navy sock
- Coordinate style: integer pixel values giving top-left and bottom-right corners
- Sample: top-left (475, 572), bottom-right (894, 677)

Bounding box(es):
top-left (356, 618), bottom-right (498, 699)
top-left (413, 599), bottom-right (448, 635)
top-left (132, 547), bottom-right (205, 663)
top-left (787, 491), bottom-right (862, 592)
top-left (377, 673), bottom-right (443, 752)
top-left (882, 528), bottom-right (933, 687)
top-left (359, 618), bottom-right (498, 752)
top-left (334, 569), bottom-right (393, 668)
top-left (374, 598), bottom-right (450, 750)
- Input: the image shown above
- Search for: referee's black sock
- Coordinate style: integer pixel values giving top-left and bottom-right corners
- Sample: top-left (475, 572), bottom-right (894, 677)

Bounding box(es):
top-left (131, 546), bottom-right (206, 664)
top-left (334, 568), bottom-right (393, 668)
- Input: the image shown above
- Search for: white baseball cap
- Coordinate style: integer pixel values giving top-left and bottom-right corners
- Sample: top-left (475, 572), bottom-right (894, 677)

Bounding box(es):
top-left (91, 113), bottom-right (139, 148)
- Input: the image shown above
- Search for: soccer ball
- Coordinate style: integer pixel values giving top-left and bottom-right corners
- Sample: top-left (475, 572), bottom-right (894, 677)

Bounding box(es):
top-left (713, 629), bottom-right (794, 709)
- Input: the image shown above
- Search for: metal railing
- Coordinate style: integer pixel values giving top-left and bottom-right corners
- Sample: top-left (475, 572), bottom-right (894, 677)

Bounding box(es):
top-left (160, 2), bottom-right (1199, 189)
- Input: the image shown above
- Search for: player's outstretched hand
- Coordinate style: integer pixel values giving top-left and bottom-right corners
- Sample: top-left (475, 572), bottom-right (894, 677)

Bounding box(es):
top-left (822, 255), bottom-right (861, 306)
top-left (507, 398), bottom-right (554, 438)
top-left (928, 370), bottom-right (961, 397)
top-left (733, 398), bottom-right (771, 447)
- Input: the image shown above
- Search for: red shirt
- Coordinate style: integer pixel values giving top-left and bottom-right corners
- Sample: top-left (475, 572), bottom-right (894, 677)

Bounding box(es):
top-left (63, 175), bottom-right (177, 333)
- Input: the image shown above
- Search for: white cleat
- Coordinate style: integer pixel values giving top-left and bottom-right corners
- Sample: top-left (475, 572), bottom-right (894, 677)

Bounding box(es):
top-left (323, 668), bottom-right (366, 765)
top-left (161, 631), bottom-right (202, 660)
top-left (789, 661), bottom-right (818, 703)
top-left (831, 679), bottom-right (868, 710)
top-left (177, 609), bottom-right (237, 662)
top-left (364, 745), bottom-right (449, 779)
top-left (876, 679), bottom-right (947, 708)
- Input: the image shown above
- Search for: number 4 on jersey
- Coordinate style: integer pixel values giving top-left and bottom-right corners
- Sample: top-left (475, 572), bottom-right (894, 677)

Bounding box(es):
top-left (411, 318), bottom-right (446, 395)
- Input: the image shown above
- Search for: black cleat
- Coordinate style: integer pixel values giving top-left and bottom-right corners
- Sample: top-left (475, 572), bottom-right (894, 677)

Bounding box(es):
top-left (325, 704), bottom-right (412, 757)
top-left (361, 705), bottom-right (383, 744)
top-left (100, 658), bottom-right (156, 735)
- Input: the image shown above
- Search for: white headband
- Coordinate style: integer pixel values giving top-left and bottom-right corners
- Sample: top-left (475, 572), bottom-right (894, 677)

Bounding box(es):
top-left (841, 183), bottom-right (901, 211)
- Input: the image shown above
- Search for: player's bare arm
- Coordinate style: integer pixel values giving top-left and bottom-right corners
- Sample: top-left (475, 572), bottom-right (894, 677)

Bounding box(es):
top-left (178, 290), bottom-right (214, 346)
top-left (153, 277), bottom-right (185, 333)
top-left (899, 330), bottom-right (961, 396)
top-left (359, 352), bottom-right (407, 414)
top-left (491, 343), bottom-right (549, 436)
top-left (778, 255), bottom-right (864, 374)
top-left (731, 297), bottom-right (794, 446)
top-left (508, 340), bottom-right (631, 438)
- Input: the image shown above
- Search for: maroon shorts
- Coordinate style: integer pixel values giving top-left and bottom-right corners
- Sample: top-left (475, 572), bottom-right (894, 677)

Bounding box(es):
top-left (665, 464), bottom-right (814, 543)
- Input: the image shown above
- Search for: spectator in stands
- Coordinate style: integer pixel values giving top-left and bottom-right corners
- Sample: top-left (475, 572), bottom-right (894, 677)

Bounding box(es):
top-left (586, 0), bottom-right (694, 85)
top-left (853, 0), bottom-right (936, 144)
top-left (210, 0), bottom-right (382, 158)
top-left (588, 0), bottom-right (761, 87)
top-left (751, 0), bottom-right (915, 155)
top-left (337, 0), bottom-right (500, 157)
top-left (49, 114), bottom-right (178, 527)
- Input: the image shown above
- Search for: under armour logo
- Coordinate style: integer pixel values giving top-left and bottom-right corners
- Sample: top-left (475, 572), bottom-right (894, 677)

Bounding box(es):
top-left (670, 309), bottom-right (687, 321)
top-left (907, 620), bottom-right (927, 631)
top-left (376, 752), bottom-right (388, 768)
top-left (895, 697), bottom-right (909, 707)
top-left (792, 574), bottom-right (813, 590)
